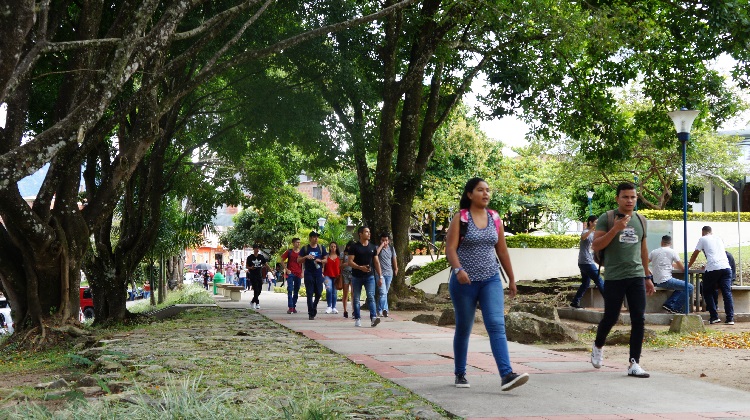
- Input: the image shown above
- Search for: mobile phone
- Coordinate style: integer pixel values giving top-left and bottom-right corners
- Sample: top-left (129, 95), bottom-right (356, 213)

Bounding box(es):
top-left (615, 213), bottom-right (625, 219)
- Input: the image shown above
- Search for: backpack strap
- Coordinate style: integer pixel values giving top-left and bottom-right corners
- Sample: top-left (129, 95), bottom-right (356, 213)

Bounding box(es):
top-left (488, 209), bottom-right (501, 235)
top-left (457, 209), bottom-right (502, 249)
top-left (634, 212), bottom-right (647, 239)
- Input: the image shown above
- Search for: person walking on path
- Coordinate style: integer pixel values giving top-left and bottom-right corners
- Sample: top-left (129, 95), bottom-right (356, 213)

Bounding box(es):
top-left (687, 226), bottom-right (734, 325)
top-left (347, 227), bottom-right (383, 328)
top-left (445, 177), bottom-right (529, 391)
top-left (649, 235), bottom-right (694, 314)
top-left (238, 266), bottom-right (247, 291)
top-left (341, 240), bottom-right (355, 318)
top-left (298, 231), bottom-right (328, 320)
top-left (225, 259), bottom-right (236, 285)
top-left (376, 233), bottom-right (398, 318)
top-left (570, 215), bottom-right (604, 309)
top-left (247, 244), bottom-right (271, 310)
top-left (590, 182), bottom-right (654, 378)
top-left (266, 270), bottom-right (276, 291)
top-left (323, 241), bottom-right (341, 314)
top-left (281, 238), bottom-right (304, 314)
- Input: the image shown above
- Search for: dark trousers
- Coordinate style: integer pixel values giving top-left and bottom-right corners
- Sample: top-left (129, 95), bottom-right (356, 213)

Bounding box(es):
top-left (250, 277), bottom-right (263, 304)
top-left (594, 277), bottom-right (646, 363)
top-left (703, 268), bottom-right (734, 321)
top-left (572, 263), bottom-right (604, 305)
top-left (304, 272), bottom-right (324, 317)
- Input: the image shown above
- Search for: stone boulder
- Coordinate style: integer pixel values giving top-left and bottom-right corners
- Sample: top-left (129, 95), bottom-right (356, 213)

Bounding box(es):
top-left (605, 328), bottom-right (657, 345)
top-left (438, 309), bottom-right (455, 326)
top-left (508, 303), bottom-right (559, 321)
top-left (412, 314), bottom-right (439, 325)
top-left (436, 283), bottom-right (450, 297)
top-left (505, 312), bottom-right (578, 344)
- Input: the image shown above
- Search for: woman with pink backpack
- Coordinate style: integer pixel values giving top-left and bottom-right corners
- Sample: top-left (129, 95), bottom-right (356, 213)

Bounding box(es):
top-left (445, 177), bottom-right (529, 392)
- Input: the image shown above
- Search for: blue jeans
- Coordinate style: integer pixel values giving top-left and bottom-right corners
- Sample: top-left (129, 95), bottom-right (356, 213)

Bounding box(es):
top-left (572, 263), bottom-right (604, 305)
top-left (239, 277), bottom-right (246, 290)
top-left (377, 275), bottom-right (393, 314)
top-left (304, 272), bottom-right (324, 317)
top-left (324, 276), bottom-right (338, 309)
top-left (351, 275), bottom-right (377, 320)
top-left (449, 273), bottom-right (512, 377)
top-left (703, 268), bottom-right (734, 321)
top-left (287, 274), bottom-right (301, 308)
top-left (656, 277), bottom-right (694, 312)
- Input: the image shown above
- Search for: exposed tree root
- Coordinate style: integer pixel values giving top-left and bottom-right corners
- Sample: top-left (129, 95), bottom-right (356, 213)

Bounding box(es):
top-left (49, 324), bottom-right (89, 337)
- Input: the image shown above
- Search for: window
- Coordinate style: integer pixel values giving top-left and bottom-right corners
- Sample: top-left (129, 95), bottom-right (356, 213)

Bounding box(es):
top-left (313, 186), bottom-right (322, 200)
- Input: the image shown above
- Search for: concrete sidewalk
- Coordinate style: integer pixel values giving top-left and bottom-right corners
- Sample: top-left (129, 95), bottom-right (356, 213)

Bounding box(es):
top-left (216, 289), bottom-right (750, 420)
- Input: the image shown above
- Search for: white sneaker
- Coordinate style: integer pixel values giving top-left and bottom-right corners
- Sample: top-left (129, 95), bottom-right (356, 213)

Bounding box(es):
top-left (256, 303), bottom-right (260, 309)
top-left (627, 358), bottom-right (650, 378)
top-left (591, 344), bottom-right (603, 369)
top-left (325, 307), bottom-right (332, 314)
top-left (354, 319), bottom-right (362, 327)
top-left (332, 308), bottom-right (339, 314)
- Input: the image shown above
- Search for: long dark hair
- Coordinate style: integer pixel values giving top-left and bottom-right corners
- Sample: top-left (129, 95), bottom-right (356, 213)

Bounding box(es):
top-left (459, 177), bottom-right (487, 210)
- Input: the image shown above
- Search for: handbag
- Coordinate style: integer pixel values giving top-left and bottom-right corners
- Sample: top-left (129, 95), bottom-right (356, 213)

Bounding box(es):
top-left (334, 274), bottom-right (344, 290)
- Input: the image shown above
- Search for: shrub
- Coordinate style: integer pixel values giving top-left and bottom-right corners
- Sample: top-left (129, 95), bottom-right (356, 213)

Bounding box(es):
top-left (410, 258), bottom-right (450, 285)
top-left (638, 209), bottom-right (750, 222)
top-left (505, 234), bottom-right (579, 249)
top-left (129, 284), bottom-right (214, 313)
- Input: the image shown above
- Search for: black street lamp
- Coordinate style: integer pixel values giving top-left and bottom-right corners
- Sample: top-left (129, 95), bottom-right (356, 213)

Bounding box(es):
top-left (668, 108), bottom-right (700, 315)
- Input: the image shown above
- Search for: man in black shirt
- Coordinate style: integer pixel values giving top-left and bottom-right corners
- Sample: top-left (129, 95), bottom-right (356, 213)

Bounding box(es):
top-left (246, 244), bottom-right (271, 309)
top-left (347, 226), bottom-right (383, 327)
top-left (298, 231), bottom-right (328, 320)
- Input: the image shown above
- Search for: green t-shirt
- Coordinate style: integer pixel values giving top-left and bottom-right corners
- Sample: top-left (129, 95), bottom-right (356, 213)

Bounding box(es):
top-left (595, 211), bottom-right (646, 281)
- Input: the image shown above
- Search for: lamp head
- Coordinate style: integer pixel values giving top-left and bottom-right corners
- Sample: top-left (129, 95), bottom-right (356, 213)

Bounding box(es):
top-left (667, 109), bottom-right (700, 134)
top-left (586, 191), bottom-right (595, 199)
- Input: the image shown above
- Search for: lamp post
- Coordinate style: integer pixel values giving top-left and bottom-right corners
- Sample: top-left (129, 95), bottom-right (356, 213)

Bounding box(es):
top-left (701, 171), bottom-right (742, 286)
top-left (668, 108), bottom-right (700, 315)
top-left (586, 191), bottom-right (595, 216)
top-left (317, 217), bottom-right (327, 234)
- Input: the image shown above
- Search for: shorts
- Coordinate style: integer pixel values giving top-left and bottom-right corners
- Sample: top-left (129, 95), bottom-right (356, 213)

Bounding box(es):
top-left (342, 269), bottom-right (353, 285)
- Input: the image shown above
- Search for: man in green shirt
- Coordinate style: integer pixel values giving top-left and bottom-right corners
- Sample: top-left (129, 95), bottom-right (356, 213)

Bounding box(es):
top-left (590, 182), bottom-right (655, 378)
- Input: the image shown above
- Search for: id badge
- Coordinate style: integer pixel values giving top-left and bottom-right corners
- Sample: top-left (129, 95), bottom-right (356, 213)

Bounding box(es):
top-left (619, 227), bottom-right (638, 244)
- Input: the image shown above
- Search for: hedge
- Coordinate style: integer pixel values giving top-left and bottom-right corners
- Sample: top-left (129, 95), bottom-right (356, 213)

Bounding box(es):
top-left (638, 209), bottom-right (750, 222)
top-left (410, 258), bottom-right (450, 285)
top-left (505, 234), bottom-right (579, 249)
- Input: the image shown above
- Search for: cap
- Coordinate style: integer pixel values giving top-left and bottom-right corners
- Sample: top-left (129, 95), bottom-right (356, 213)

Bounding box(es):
top-left (309, 231), bottom-right (319, 237)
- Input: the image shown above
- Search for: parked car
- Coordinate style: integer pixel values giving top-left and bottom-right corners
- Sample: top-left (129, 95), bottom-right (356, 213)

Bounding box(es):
top-left (0, 296), bottom-right (13, 335)
top-left (79, 287), bottom-right (95, 320)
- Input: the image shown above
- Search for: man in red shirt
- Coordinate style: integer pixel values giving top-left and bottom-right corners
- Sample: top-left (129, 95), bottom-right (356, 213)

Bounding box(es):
top-left (282, 238), bottom-right (303, 314)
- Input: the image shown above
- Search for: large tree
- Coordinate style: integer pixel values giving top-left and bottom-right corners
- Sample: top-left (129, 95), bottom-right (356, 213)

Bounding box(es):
top-left (0, 0), bottom-right (416, 347)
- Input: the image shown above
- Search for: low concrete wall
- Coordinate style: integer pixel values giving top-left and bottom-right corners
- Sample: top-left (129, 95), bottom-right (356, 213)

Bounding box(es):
top-left (413, 248), bottom-right (581, 294)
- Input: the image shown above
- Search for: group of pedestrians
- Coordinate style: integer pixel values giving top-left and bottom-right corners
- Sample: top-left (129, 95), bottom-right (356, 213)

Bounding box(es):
top-left (276, 229), bottom-right (398, 328)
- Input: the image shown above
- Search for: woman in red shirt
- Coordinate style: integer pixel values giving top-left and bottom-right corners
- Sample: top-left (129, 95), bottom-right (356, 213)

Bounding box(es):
top-left (323, 242), bottom-right (341, 314)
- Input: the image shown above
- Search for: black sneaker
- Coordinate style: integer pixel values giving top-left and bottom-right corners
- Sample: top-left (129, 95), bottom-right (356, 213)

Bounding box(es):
top-left (455, 374), bottom-right (470, 388)
top-left (383, 309), bottom-right (388, 318)
top-left (343, 311), bottom-right (349, 318)
top-left (309, 315), bottom-right (315, 320)
top-left (371, 317), bottom-right (381, 327)
top-left (709, 318), bottom-right (722, 324)
top-left (662, 305), bottom-right (678, 314)
top-left (726, 319), bottom-right (735, 325)
top-left (501, 372), bottom-right (529, 391)
top-left (570, 302), bottom-right (582, 309)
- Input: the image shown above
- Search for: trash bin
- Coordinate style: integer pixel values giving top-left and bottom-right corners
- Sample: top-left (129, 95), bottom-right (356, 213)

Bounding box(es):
top-left (212, 272), bottom-right (225, 295)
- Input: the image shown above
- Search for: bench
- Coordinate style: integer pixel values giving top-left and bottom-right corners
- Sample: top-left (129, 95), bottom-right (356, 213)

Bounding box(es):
top-left (582, 286), bottom-right (682, 313)
top-left (225, 286), bottom-right (244, 302)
